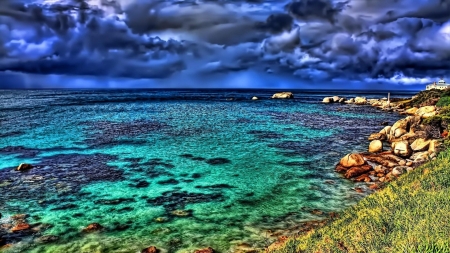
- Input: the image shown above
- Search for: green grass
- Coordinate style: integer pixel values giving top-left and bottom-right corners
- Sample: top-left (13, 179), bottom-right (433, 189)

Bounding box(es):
top-left (405, 90), bottom-right (443, 108)
top-left (436, 96), bottom-right (450, 107)
top-left (266, 147), bottom-right (450, 253)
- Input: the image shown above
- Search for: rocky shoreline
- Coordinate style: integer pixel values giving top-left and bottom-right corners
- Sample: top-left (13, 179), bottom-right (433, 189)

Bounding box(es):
top-left (323, 95), bottom-right (444, 190)
top-left (267, 92), bottom-right (447, 252)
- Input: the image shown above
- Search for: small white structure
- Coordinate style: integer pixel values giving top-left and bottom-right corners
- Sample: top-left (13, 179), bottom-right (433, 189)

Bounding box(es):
top-left (426, 79), bottom-right (448, 90)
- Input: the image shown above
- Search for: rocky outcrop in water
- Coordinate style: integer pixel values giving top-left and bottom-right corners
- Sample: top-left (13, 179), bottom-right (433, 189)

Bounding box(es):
top-left (322, 96), bottom-right (346, 103)
top-left (16, 163), bottom-right (33, 171)
top-left (0, 213), bottom-right (51, 248)
top-left (271, 92), bottom-right (293, 99)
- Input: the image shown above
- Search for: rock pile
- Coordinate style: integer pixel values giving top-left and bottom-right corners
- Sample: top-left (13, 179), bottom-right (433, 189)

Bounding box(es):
top-left (335, 107), bottom-right (443, 185)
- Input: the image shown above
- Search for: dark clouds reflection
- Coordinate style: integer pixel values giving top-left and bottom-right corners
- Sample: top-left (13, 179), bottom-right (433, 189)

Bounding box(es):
top-left (0, 0), bottom-right (449, 88)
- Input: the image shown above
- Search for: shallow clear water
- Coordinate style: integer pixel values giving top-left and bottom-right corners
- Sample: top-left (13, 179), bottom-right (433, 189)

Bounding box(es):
top-left (0, 90), bottom-right (409, 253)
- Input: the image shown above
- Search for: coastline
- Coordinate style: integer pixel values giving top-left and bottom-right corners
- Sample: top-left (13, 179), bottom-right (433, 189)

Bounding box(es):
top-left (265, 90), bottom-right (449, 253)
top-left (0, 90), bottom-right (439, 253)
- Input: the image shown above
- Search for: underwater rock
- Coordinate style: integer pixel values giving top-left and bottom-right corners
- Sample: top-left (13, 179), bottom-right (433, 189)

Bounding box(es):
top-left (11, 214), bottom-right (28, 223)
top-left (191, 173), bottom-right (202, 178)
top-left (205, 158), bottom-right (231, 165)
top-left (94, 198), bottom-right (135, 205)
top-left (142, 246), bottom-right (159, 253)
top-left (36, 235), bottom-right (59, 243)
top-left (195, 184), bottom-right (235, 189)
top-left (81, 120), bottom-right (168, 147)
top-left (170, 210), bottom-right (192, 217)
top-left (82, 223), bottom-right (103, 233)
top-left (0, 153), bottom-right (123, 206)
top-left (16, 163), bottom-right (33, 171)
top-left (133, 180), bottom-right (150, 188)
top-left (157, 179), bottom-right (179, 185)
top-left (113, 224), bottom-right (131, 231)
top-left (194, 247), bottom-right (215, 253)
top-left (50, 203), bottom-right (78, 211)
top-left (11, 223), bottom-right (31, 232)
top-left (154, 217), bottom-right (168, 223)
top-left (271, 92), bottom-right (293, 99)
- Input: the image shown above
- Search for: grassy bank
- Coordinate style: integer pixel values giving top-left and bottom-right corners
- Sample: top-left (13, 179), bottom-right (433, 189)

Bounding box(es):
top-left (267, 145), bottom-right (450, 253)
top-left (267, 91), bottom-right (450, 253)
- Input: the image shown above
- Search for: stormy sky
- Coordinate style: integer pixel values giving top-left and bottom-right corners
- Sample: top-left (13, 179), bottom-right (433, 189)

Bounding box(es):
top-left (0, 0), bottom-right (449, 89)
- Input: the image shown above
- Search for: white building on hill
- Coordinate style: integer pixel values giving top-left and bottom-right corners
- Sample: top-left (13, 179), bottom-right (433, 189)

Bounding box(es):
top-left (426, 79), bottom-right (448, 90)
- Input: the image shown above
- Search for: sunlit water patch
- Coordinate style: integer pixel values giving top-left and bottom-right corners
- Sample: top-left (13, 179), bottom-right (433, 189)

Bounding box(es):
top-left (0, 90), bottom-right (410, 253)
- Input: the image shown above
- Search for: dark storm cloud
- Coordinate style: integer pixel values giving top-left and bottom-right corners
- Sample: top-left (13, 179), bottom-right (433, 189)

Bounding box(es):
top-left (0, 0), bottom-right (449, 87)
top-left (287, 0), bottom-right (349, 24)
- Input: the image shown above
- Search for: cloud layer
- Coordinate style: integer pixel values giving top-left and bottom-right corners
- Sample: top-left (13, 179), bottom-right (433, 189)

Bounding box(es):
top-left (0, 0), bottom-right (449, 88)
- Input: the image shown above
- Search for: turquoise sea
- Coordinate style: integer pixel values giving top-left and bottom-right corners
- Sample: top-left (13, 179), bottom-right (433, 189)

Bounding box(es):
top-left (0, 90), bottom-right (411, 253)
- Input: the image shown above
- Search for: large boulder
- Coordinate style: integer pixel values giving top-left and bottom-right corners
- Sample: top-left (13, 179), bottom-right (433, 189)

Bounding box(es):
top-left (390, 118), bottom-right (410, 137)
top-left (332, 96), bottom-right (340, 102)
top-left (272, 92), bottom-right (294, 99)
top-left (410, 138), bottom-right (431, 151)
top-left (369, 140), bottom-right (383, 153)
top-left (354, 97), bottom-right (367, 105)
top-left (344, 165), bottom-right (372, 178)
top-left (405, 107), bottom-right (419, 115)
top-left (338, 98), bottom-right (346, 103)
top-left (415, 106), bottom-right (436, 117)
top-left (393, 128), bottom-right (408, 138)
top-left (16, 163), bottom-right (33, 171)
top-left (392, 141), bottom-right (412, 157)
top-left (368, 133), bottom-right (386, 141)
top-left (422, 111), bottom-right (437, 118)
top-left (252, 96), bottom-right (258, 100)
top-left (339, 153), bottom-right (365, 168)
top-left (322, 97), bottom-right (333, 103)
top-left (379, 126), bottom-right (392, 136)
top-left (345, 98), bottom-right (355, 104)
